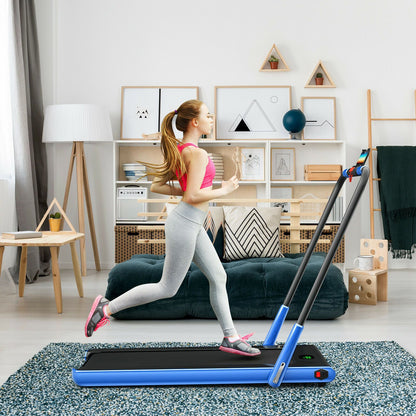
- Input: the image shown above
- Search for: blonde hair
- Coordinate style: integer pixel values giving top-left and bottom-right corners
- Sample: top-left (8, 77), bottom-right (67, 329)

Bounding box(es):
top-left (143, 99), bottom-right (203, 183)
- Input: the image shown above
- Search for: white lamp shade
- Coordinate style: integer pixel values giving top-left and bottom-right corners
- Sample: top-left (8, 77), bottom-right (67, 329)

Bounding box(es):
top-left (42, 104), bottom-right (113, 142)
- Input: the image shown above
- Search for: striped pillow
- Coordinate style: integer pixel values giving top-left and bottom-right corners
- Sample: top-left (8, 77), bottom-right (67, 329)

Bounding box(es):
top-left (223, 206), bottom-right (284, 261)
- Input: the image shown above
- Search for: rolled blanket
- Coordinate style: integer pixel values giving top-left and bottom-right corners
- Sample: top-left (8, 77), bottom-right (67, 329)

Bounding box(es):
top-left (377, 146), bottom-right (416, 258)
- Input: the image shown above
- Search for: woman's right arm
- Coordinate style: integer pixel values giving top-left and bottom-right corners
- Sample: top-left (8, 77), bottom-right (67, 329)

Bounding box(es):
top-left (182, 148), bottom-right (239, 205)
top-left (150, 177), bottom-right (184, 196)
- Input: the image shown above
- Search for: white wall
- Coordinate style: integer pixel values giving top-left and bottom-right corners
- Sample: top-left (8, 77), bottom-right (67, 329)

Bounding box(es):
top-left (34, 0), bottom-right (416, 269)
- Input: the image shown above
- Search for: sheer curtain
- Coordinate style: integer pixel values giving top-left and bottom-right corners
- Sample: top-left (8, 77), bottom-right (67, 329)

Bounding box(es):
top-left (0, 2), bottom-right (14, 180)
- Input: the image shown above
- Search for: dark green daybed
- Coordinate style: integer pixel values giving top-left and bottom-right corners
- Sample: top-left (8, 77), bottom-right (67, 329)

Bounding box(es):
top-left (105, 253), bottom-right (348, 320)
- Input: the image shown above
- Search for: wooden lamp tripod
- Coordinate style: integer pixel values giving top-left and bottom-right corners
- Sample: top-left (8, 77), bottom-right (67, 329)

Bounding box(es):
top-left (42, 104), bottom-right (113, 275)
top-left (61, 141), bottom-right (99, 275)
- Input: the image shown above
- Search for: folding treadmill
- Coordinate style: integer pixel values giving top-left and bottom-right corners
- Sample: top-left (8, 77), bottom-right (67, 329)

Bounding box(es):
top-left (73, 149), bottom-right (370, 388)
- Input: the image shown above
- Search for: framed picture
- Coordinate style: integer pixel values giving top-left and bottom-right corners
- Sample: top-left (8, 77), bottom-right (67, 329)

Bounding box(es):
top-left (215, 86), bottom-right (292, 140)
top-left (301, 97), bottom-right (336, 140)
top-left (120, 86), bottom-right (199, 140)
top-left (240, 147), bottom-right (265, 181)
top-left (271, 186), bottom-right (293, 220)
top-left (271, 148), bottom-right (296, 181)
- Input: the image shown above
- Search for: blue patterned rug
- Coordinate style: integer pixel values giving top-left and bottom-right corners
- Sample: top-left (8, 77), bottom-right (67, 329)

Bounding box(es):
top-left (0, 341), bottom-right (415, 415)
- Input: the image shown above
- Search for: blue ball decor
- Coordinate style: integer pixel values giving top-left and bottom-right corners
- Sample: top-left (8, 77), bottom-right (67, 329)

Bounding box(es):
top-left (283, 109), bottom-right (306, 139)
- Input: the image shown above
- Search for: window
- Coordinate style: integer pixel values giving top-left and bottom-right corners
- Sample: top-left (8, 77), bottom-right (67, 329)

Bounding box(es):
top-left (0, 2), bottom-right (14, 180)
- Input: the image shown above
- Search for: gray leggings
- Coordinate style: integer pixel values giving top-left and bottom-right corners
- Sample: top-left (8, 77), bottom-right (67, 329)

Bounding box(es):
top-left (109, 201), bottom-right (237, 337)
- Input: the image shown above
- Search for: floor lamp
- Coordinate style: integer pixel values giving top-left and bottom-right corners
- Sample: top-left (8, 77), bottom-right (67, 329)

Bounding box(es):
top-left (42, 104), bottom-right (113, 275)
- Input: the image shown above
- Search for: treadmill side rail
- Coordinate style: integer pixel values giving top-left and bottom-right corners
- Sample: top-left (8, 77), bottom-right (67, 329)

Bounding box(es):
top-left (72, 365), bottom-right (335, 387)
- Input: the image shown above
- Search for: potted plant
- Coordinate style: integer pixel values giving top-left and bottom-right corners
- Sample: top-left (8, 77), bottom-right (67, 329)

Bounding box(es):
top-left (268, 55), bottom-right (279, 69)
top-left (315, 72), bottom-right (324, 85)
top-left (49, 212), bottom-right (62, 232)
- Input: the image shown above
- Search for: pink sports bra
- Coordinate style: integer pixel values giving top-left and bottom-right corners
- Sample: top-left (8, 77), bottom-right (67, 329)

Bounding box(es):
top-left (176, 143), bottom-right (216, 192)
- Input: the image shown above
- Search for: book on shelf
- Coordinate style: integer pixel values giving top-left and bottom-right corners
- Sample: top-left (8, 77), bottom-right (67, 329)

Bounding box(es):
top-left (1, 231), bottom-right (42, 240)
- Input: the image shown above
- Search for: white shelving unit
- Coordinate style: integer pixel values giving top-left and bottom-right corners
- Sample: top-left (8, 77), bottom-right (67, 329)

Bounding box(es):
top-left (113, 139), bottom-right (346, 225)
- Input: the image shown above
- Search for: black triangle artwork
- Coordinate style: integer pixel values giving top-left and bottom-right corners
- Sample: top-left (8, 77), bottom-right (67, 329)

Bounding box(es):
top-left (235, 119), bottom-right (250, 131)
top-left (229, 99), bottom-right (276, 133)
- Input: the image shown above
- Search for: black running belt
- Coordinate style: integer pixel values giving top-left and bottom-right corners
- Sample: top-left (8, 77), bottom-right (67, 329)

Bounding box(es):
top-left (79, 345), bottom-right (328, 371)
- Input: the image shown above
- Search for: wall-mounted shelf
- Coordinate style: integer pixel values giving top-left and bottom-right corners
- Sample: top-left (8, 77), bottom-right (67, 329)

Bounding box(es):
top-left (305, 61), bottom-right (336, 88)
top-left (259, 44), bottom-right (290, 72)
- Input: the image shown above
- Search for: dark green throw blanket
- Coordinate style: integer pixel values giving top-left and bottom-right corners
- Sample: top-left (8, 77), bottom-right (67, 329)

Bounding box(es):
top-left (377, 146), bottom-right (416, 258)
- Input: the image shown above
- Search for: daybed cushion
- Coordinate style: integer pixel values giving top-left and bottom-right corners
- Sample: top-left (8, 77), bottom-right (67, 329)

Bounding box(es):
top-left (105, 253), bottom-right (348, 320)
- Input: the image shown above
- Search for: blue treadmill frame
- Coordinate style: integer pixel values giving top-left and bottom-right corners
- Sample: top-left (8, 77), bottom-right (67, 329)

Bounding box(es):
top-left (72, 344), bottom-right (335, 387)
top-left (73, 151), bottom-right (370, 388)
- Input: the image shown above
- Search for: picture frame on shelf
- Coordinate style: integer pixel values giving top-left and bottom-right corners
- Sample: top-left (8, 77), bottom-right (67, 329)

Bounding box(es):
top-left (120, 86), bottom-right (199, 140)
top-left (271, 186), bottom-right (293, 220)
top-left (301, 97), bottom-right (336, 140)
top-left (240, 147), bottom-right (265, 181)
top-left (215, 86), bottom-right (292, 140)
top-left (271, 148), bottom-right (296, 181)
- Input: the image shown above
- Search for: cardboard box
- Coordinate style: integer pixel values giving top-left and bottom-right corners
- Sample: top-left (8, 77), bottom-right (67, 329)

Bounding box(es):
top-left (304, 164), bottom-right (342, 181)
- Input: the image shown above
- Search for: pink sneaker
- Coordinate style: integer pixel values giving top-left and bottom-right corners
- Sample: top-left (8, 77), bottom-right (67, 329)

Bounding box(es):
top-left (219, 333), bottom-right (261, 356)
top-left (84, 295), bottom-right (109, 337)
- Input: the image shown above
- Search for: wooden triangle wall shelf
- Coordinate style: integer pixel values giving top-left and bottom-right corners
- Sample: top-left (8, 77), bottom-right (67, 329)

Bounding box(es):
top-left (260, 44), bottom-right (290, 72)
top-left (36, 198), bottom-right (77, 233)
top-left (305, 61), bottom-right (336, 88)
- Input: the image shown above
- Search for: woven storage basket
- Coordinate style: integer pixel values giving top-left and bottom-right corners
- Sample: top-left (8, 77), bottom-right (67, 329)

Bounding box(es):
top-left (300, 225), bottom-right (344, 263)
top-left (115, 224), bottom-right (343, 263)
top-left (115, 225), bottom-right (166, 263)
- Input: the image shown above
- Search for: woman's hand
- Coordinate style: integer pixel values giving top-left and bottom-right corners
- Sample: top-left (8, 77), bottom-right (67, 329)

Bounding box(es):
top-left (221, 175), bottom-right (239, 195)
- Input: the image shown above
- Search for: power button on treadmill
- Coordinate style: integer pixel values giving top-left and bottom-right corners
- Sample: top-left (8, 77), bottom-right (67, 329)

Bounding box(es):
top-left (314, 369), bottom-right (329, 380)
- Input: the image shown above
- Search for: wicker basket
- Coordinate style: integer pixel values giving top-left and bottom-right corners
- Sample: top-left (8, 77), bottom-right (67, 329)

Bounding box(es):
top-left (115, 224), bottom-right (344, 264)
top-left (279, 224), bottom-right (344, 263)
top-left (115, 225), bottom-right (166, 263)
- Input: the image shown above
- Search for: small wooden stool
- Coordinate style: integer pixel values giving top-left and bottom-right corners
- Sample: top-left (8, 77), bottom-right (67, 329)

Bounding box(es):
top-left (348, 239), bottom-right (388, 305)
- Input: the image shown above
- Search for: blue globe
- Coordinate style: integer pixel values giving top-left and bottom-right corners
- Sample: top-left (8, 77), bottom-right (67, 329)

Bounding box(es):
top-left (283, 109), bottom-right (306, 134)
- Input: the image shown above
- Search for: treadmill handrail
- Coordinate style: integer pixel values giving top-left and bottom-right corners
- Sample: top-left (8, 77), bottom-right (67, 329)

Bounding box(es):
top-left (298, 165), bottom-right (369, 325)
top-left (268, 165), bottom-right (369, 387)
top-left (263, 175), bottom-right (346, 346)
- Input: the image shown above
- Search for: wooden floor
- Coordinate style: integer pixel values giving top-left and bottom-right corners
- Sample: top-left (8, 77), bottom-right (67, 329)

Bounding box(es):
top-left (1, 267), bottom-right (415, 386)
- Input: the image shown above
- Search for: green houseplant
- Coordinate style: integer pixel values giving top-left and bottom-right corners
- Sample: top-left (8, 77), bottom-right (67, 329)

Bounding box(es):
top-left (49, 212), bottom-right (62, 232)
top-left (315, 72), bottom-right (324, 85)
top-left (268, 55), bottom-right (279, 69)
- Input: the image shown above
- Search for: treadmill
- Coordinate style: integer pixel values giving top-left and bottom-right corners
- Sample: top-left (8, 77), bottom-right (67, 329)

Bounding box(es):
top-left (73, 149), bottom-right (370, 388)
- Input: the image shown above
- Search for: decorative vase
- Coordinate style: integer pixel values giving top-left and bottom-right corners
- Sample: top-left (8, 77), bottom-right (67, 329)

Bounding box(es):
top-left (269, 61), bottom-right (278, 69)
top-left (49, 218), bottom-right (61, 232)
top-left (315, 77), bottom-right (324, 85)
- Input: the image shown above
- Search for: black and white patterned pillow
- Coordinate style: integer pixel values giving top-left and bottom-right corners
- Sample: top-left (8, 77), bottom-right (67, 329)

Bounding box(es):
top-left (223, 206), bottom-right (284, 261)
top-left (203, 207), bottom-right (225, 259)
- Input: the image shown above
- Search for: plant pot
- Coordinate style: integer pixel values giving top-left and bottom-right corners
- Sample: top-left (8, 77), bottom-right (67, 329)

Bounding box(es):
top-left (315, 77), bottom-right (324, 85)
top-left (269, 61), bottom-right (278, 69)
top-left (49, 218), bottom-right (61, 232)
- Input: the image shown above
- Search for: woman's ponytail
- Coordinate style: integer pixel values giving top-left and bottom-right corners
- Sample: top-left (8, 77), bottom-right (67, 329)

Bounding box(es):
top-left (160, 111), bottom-right (186, 181)
top-left (138, 100), bottom-right (203, 182)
